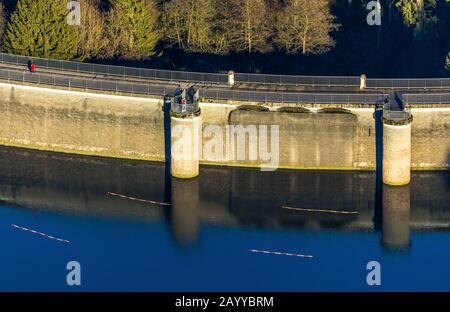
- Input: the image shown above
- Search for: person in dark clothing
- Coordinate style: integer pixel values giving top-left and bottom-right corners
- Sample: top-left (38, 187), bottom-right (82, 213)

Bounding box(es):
top-left (27, 60), bottom-right (35, 73)
top-left (187, 86), bottom-right (195, 104)
top-left (394, 91), bottom-right (403, 110)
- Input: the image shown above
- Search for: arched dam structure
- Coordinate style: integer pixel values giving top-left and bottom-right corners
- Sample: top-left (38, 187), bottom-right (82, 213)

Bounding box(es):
top-left (0, 53), bottom-right (449, 172)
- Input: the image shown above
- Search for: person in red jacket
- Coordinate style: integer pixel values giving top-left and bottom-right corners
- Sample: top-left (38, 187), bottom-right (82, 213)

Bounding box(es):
top-left (180, 97), bottom-right (186, 113)
top-left (31, 62), bottom-right (35, 73)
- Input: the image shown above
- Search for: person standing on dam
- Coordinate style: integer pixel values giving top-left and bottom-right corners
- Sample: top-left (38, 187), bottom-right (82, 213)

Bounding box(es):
top-left (27, 60), bottom-right (35, 73)
top-left (180, 96), bottom-right (186, 113)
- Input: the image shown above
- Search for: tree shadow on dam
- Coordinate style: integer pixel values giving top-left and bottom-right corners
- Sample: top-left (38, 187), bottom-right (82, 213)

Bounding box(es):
top-left (447, 152), bottom-right (450, 189)
top-left (163, 96), bottom-right (172, 213)
top-left (374, 104), bottom-right (384, 231)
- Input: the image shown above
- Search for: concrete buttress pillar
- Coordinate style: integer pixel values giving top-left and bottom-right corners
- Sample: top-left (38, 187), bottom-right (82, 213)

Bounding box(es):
top-left (360, 74), bottom-right (367, 90)
top-left (228, 71), bottom-right (235, 86)
top-left (170, 113), bottom-right (201, 179)
top-left (170, 87), bottom-right (201, 179)
top-left (382, 114), bottom-right (413, 186)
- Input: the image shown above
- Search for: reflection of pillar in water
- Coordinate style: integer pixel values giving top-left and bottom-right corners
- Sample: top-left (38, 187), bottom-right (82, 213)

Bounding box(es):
top-left (171, 177), bottom-right (200, 246)
top-left (382, 184), bottom-right (411, 250)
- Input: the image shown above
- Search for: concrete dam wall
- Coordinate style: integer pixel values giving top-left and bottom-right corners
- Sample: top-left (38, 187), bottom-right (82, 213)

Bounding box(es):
top-left (0, 82), bottom-right (449, 170)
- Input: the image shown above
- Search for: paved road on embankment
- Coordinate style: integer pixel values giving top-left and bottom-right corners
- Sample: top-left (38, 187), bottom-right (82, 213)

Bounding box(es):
top-left (0, 60), bottom-right (449, 105)
top-left (0, 62), bottom-right (368, 93)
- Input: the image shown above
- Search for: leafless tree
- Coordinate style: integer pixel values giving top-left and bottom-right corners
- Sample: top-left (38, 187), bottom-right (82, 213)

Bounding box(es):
top-left (77, 0), bottom-right (107, 60)
top-left (226, 0), bottom-right (274, 53)
top-left (274, 0), bottom-right (339, 54)
top-left (162, 0), bottom-right (228, 54)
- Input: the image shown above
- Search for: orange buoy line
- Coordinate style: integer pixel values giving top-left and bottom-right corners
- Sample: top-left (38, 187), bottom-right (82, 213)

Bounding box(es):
top-left (11, 224), bottom-right (70, 243)
top-left (107, 192), bottom-right (171, 206)
top-left (249, 249), bottom-right (314, 259)
top-left (281, 205), bottom-right (358, 215)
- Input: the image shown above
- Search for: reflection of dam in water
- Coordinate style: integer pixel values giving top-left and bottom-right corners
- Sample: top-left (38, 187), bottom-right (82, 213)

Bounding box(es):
top-left (382, 185), bottom-right (411, 250)
top-left (0, 146), bottom-right (449, 248)
top-left (171, 178), bottom-right (199, 246)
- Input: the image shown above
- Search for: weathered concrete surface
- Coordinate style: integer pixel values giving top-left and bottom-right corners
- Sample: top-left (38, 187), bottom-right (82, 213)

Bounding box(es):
top-left (0, 82), bottom-right (449, 170)
top-left (226, 108), bottom-right (357, 169)
top-left (198, 105), bottom-right (377, 170)
top-left (170, 115), bottom-right (201, 178)
top-left (410, 108), bottom-right (450, 170)
top-left (383, 122), bottom-right (412, 185)
top-left (0, 83), bottom-right (165, 161)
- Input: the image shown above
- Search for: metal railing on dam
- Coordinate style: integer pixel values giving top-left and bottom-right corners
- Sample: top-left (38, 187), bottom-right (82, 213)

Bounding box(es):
top-left (403, 93), bottom-right (450, 105)
top-left (234, 72), bottom-right (360, 87)
top-left (1, 67), bottom-right (450, 105)
top-left (1, 52), bottom-right (449, 89)
top-left (366, 78), bottom-right (450, 89)
top-left (383, 102), bottom-right (412, 122)
top-left (201, 88), bottom-right (384, 104)
top-left (0, 52), bottom-right (229, 84)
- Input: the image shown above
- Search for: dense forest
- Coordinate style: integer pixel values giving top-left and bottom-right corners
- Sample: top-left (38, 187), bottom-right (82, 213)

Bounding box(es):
top-left (0, 0), bottom-right (449, 77)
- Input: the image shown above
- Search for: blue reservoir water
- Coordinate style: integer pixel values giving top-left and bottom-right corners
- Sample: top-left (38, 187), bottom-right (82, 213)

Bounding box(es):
top-left (0, 146), bottom-right (449, 291)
